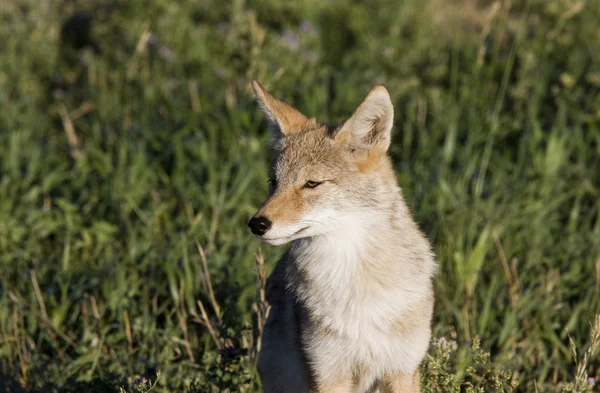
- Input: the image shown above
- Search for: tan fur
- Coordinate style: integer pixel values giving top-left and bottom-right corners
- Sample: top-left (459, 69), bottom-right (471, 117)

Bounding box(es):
top-left (353, 149), bottom-right (386, 173)
top-left (257, 189), bottom-right (306, 225)
top-left (381, 371), bottom-right (421, 393)
top-left (250, 81), bottom-right (436, 393)
top-left (252, 81), bottom-right (314, 137)
top-left (393, 292), bottom-right (434, 337)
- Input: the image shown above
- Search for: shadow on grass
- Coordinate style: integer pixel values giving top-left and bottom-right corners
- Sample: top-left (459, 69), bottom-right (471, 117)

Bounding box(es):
top-left (0, 369), bottom-right (128, 393)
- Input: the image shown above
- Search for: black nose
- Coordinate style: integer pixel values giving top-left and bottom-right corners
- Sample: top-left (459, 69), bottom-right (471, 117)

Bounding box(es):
top-left (248, 216), bottom-right (272, 236)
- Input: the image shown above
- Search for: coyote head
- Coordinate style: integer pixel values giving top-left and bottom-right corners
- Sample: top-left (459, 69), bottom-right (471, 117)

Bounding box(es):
top-left (248, 81), bottom-right (397, 245)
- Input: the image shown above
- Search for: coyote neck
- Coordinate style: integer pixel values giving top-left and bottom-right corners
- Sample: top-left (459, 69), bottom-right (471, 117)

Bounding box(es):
top-left (291, 204), bottom-right (421, 302)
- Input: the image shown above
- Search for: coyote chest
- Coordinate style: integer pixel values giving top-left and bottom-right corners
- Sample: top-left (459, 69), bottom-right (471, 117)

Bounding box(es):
top-left (289, 229), bottom-right (431, 376)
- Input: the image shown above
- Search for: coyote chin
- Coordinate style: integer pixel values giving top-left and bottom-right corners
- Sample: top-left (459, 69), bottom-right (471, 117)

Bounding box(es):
top-left (248, 81), bottom-right (436, 393)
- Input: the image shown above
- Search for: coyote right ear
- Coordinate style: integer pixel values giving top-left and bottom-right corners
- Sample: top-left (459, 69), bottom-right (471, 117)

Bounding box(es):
top-left (251, 80), bottom-right (309, 139)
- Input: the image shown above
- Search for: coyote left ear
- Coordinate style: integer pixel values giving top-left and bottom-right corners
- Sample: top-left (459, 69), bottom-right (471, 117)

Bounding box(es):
top-left (251, 80), bottom-right (309, 139)
top-left (334, 85), bottom-right (394, 153)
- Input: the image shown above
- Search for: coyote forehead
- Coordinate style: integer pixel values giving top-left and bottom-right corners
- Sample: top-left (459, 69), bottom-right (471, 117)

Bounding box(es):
top-left (271, 125), bottom-right (347, 186)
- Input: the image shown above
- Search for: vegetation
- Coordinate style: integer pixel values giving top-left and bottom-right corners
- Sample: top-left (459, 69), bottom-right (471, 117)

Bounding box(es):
top-left (0, 0), bottom-right (599, 391)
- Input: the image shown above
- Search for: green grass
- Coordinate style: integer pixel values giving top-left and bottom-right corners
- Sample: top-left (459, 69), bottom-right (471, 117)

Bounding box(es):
top-left (1, 0), bottom-right (599, 392)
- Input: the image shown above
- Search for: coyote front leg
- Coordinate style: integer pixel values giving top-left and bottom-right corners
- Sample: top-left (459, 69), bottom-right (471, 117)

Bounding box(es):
top-left (313, 378), bottom-right (354, 393)
top-left (380, 371), bottom-right (420, 393)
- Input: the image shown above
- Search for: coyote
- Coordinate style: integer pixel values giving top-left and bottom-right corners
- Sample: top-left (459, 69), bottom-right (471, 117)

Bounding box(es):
top-left (248, 81), bottom-right (436, 393)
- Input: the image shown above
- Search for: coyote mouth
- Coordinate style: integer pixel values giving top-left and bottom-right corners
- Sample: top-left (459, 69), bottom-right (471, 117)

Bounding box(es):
top-left (262, 226), bottom-right (310, 242)
top-left (293, 226), bottom-right (309, 236)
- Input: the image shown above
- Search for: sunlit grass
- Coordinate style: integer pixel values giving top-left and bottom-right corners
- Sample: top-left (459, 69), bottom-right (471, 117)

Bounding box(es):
top-left (0, 0), bottom-right (599, 392)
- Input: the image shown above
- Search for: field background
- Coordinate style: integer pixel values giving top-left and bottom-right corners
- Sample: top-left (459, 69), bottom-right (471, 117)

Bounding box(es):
top-left (1, 0), bottom-right (599, 392)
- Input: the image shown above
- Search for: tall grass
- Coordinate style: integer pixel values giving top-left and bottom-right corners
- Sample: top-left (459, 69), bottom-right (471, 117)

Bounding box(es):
top-left (0, 0), bottom-right (599, 392)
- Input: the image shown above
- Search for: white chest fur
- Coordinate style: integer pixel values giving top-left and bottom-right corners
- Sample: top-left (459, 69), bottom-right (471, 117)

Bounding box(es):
top-left (289, 215), bottom-right (432, 382)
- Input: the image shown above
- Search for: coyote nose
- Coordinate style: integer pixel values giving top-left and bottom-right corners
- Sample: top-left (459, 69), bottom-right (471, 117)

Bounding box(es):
top-left (248, 216), bottom-right (272, 236)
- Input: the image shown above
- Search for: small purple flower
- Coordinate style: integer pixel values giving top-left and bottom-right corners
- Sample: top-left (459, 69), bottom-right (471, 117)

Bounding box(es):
top-left (221, 345), bottom-right (237, 358)
top-left (280, 30), bottom-right (300, 51)
top-left (158, 46), bottom-right (176, 61)
top-left (587, 377), bottom-right (596, 386)
top-left (134, 377), bottom-right (147, 385)
top-left (300, 20), bottom-right (313, 33)
top-left (214, 66), bottom-right (227, 79)
top-left (435, 337), bottom-right (457, 350)
top-left (147, 34), bottom-right (159, 47)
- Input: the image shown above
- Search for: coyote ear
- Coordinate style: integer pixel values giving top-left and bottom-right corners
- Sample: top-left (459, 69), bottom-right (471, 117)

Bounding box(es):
top-left (251, 80), bottom-right (309, 139)
top-left (334, 86), bottom-right (394, 153)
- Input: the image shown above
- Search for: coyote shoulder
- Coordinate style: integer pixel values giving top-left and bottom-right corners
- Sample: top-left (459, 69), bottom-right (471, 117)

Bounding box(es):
top-left (248, 81), bottom-right (436, 393)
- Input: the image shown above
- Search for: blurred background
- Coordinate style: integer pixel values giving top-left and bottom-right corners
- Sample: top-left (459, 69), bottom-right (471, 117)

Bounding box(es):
top-left (0, 0), bottom-right (599, 392)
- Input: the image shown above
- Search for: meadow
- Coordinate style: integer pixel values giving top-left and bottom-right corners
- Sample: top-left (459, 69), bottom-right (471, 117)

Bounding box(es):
top-left (0, 0), bottom-right (599, 392)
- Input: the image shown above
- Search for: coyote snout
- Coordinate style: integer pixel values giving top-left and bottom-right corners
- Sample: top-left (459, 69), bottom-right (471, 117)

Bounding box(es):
top-left (248, 80), bottom-right (436, 393)
top-left (248, 216), bottom-right (272, 236)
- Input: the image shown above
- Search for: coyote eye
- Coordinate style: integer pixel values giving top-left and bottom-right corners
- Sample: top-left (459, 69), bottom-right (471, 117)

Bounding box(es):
top-left (268, 178), bottom-right (277, 192)
top-left (303, 180), bottom-right (322, 189)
